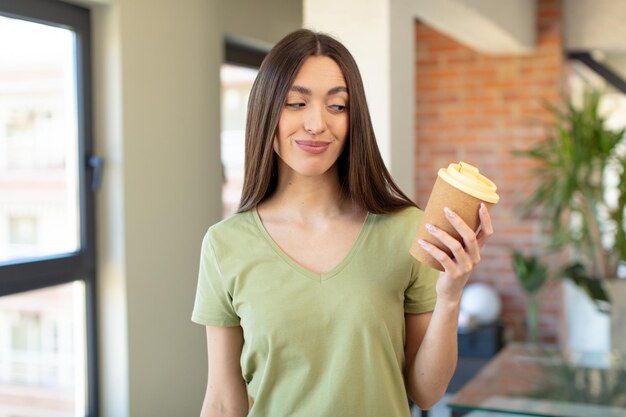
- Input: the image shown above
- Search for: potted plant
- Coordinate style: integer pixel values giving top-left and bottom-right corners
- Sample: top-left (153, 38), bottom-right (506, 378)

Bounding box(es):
top-left (515, 88), bottom-right (626, 351)
top-left (512, 251), bottom-right (549, 344)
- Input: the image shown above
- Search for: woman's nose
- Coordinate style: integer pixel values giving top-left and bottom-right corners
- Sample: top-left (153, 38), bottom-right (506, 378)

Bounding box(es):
top-left (303, 105), bottom-right (327, 135)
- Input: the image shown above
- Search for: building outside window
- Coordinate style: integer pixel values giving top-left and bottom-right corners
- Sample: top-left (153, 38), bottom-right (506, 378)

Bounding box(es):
top-left (0, 2), bottom-right (96, 416)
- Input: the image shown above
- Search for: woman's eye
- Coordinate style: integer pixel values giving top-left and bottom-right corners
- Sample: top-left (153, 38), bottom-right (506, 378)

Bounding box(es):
top-left (329, 104), bottom-right (346, 112)
top-left (286, 102), bottom-right (305, 108)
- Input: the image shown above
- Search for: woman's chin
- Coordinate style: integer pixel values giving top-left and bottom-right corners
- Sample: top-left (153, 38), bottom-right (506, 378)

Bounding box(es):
top-left (283, 164), bottom-right (338, 180)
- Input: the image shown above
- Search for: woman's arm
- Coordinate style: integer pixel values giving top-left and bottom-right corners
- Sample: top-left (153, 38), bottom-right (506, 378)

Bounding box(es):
top-left (200, 326), bottom-right (248, 417)
top-left (404, 307), bottom-right (458, 409)
top-left (404, 203), bottom-right (494, 409)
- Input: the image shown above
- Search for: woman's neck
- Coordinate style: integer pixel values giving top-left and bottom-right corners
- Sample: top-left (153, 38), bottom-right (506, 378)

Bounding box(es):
top-left (260, 167), bottom-right (357, 221)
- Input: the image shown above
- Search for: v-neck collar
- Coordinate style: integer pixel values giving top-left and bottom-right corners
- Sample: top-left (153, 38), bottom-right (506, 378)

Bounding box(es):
top-left (251, 206), bottom-right (373, 283)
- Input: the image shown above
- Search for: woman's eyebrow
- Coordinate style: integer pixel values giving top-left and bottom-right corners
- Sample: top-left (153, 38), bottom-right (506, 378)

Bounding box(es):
top-left (289, 85), bottom-right (348, 96)
top-left (290, 85), bottom-right (311, 95)
top-left (327, 86), bottom-right (348, 96)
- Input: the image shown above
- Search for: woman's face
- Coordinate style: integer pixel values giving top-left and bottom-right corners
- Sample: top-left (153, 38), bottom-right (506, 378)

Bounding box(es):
top-left (274, 56), bottom-right (349, 180)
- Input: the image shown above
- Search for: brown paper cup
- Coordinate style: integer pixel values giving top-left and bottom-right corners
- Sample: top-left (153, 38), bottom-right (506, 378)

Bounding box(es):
top-left (410, 176), bottom-right (495, 272)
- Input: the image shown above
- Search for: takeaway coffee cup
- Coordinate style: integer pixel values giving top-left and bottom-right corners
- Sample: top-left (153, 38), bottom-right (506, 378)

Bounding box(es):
top-left (410, 161), bottom-right (500, 271)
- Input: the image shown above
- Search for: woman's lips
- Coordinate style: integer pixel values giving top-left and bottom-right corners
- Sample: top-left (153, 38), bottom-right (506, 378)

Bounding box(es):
top-left (295, 140), bottom-right (331, 154)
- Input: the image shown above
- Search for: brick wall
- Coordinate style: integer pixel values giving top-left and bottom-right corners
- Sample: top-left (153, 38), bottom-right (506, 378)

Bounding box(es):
top-left (414, 0), bottom-right (565, 342)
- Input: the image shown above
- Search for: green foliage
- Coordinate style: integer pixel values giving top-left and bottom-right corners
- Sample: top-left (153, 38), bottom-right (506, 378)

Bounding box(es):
top-left (512, 251), bottom-right (550, 343)
top-left (514, 89), bottom-right (626, 304)
top-left (512, 251), bottom-right (549, 295)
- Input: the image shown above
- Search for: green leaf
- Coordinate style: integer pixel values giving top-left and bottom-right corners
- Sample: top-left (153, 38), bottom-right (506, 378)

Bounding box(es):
top-left (512, 251), bottom-right (549, 295)
top-left (513, 87), bottom-right (626, 284)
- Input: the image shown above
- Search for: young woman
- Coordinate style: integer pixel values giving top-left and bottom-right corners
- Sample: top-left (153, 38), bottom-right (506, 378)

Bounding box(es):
top-left (192, 29), bottom-right (493, 417)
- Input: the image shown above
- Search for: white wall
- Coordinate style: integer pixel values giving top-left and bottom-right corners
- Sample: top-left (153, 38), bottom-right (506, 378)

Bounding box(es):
top-left (88, 1), bottom-right (301, 416)
top-left (564, 0), bottom-right (626, 53)
top-left (413, 0), bottom-right (535, 54)
top-left (220, 0), bottom-right (303, 48)
top-left (93, 1), bottom-right (222, 416)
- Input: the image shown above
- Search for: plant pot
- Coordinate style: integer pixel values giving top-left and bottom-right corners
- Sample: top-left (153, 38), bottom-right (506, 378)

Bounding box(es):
top-left (564, 278), bottom-right (626, 356)
top-left (563, 280), bottom-right (610, 354)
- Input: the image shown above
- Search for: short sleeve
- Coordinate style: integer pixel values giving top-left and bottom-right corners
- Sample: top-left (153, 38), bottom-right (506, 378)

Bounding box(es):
top-left (404, 259), bottom-right (439, 314)
top-left (191, 229), bottom-right (240, 326)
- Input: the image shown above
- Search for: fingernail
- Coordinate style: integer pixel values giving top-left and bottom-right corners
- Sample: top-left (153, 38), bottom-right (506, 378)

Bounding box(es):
top-left (418, 239), bottom-right (428, 247)
top-left (425, 223), bottom-right (436, 233)
top-left (480, 202), bottom-right (487, 211)
top-left (444, 207), bottom-right (454, 218)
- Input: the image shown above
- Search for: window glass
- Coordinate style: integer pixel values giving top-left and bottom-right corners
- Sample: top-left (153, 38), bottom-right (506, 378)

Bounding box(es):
top-left (0, 282), bottom-right (87, 417)
top-left (0, 16), bottom-right (80, 263)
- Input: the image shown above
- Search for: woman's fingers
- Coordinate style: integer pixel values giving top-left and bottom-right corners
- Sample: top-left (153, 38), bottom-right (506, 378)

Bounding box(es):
top-left (424, 222), bottom-right (473, 273)
top-left (420, 205), bottom-right (493, 274)
top-left (442, 207), bottom-right (481, 265)
top-left (476, 203), bottom-right (494, 246)
top-left (417, 238), bottom-right (458, 273)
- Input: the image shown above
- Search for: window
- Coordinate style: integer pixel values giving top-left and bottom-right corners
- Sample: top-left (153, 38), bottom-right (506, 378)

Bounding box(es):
top-left (221, 38), bottom-right (266, 217)
top-left (8, 215), bottom-right (38, 245)
top-left (220, 64), bottom-right (258, 217)
top-left (0, 1), bottom-right (96, 416)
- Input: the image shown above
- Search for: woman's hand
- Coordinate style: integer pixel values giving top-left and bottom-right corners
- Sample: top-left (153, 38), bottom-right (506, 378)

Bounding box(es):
top-left (417, 203), bottom-right (494, 304)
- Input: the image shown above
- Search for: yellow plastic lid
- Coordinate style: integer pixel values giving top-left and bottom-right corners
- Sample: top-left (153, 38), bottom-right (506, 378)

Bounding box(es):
top-left (437, 161), bottom-right (500, 204)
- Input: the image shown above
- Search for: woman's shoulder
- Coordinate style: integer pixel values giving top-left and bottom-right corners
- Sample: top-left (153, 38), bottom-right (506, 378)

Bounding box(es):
top-left (394, 205), bottom-right (424, 218)
top-left (204, 209), bottom-right (258, 246)
top-left (211, 209), bottom-right (253, 229)
top-left (366, 206), bottom-right (424, 255)
top-left (372, 205), bottom-right (424, 225)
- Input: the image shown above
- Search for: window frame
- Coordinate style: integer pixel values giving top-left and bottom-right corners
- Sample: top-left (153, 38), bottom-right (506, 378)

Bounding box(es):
top-left (0, 0), bottom-right (98, 416)
top-left (224, 35), bottom-right (267, 69)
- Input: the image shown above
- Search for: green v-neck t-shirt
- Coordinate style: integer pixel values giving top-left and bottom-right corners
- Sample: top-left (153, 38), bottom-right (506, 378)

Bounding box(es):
top-left (191, 206), bottom-right (440, 417)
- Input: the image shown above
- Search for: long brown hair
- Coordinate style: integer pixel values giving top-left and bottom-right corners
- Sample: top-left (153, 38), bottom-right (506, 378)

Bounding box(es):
top-left (238, 29), bottom-right (415, 214)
